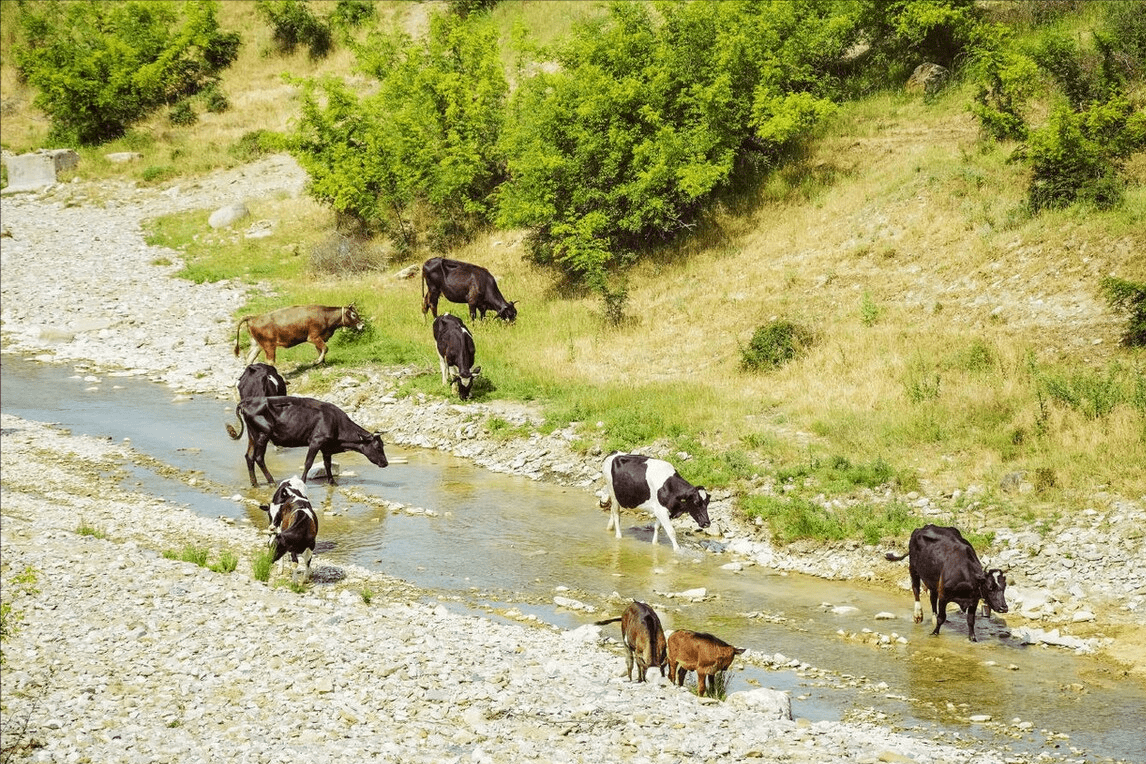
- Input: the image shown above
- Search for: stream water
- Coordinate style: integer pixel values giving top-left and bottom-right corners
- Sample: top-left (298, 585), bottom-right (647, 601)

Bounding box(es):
top-left (2, 355), bottom-right (1143, 762)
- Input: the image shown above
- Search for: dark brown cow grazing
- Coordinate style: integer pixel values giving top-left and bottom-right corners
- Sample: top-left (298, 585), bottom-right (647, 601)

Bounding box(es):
top-left (666, 629), bottom-right (745, 697)
top-left (421, 257), bottom-right (517, 322)
top-left (234, 305), bottom-right (364, 365)
top-left (884, 524), bottom-right (1009, 641)
top-left (595, 601), bottom-right (668, 682)
top-left (226, 396), bottom-right (388, 486)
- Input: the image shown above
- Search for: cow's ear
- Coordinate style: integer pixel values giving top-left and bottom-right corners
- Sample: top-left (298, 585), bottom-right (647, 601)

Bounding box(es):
top-left (697, 487), bottom-right (709, 502)
top-left (472, 366), bottom-right (482, 377)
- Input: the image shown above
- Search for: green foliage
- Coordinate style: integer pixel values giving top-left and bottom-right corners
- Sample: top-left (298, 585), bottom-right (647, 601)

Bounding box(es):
top-left (76, 520), bottom-right (108, 539)
top-left (498, 1), bottom-right (844, 289)
top-left (168, 99), bottom-right (198, 126)
top-left (13, 1), bottom-right (239, 145)
top-left (1034, 362), bottom-right (1145, 419)
top-left (1101, 276), bottom-right (1146, 347)
top-left (741, 320), bottom-right (812, 372)
top-left (967, 24), bottom-right (1038, 141)
top-left (360, 587), bottom-right (374, 605)
top-left (256, 0), bottom-right (332, 59)
top-left (252, 547), bottom-right (275, 582)
top-left (209, 550), bottom-right (239, 574)
top-left (741, 494), bottom-right (915, 546)
top-left (230, 129), bottom-right (283, 161)
top-left (1025, 98), bottom-right (1145, 212)
top-left (859, 292), bottom-right (881, 327)
top-left (288, 11), bottom-right (506, 245)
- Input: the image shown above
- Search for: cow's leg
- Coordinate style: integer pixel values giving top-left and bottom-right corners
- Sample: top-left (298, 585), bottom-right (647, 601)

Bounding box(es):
top-left (311, 337), bottom-right (328, 364)
top-left (624, 648), bottom-right (635, 681)
top-left (696, 671), bottom-right (708, 697)
top-left (301, 447), bottom-right (320, 484)
top-left (636, 660), bottom-right (648, 683)
top-left (931, 597), bottom-right (948, 636)
top-left (608, 492), bottom-right (623, 540)
top-left (439, 353), bottom-right (450, 385)
top-left (322, 450), bottom-right (336, 485)
top-left (966, 598), bottom-right (980, 642)
top-left (245, 343), bottom-right (263, 365)
top-left (650, 505), bottom-right (680, 551)
top-left (909, 568), bottom-right (923, 623)
top-left (247, 436), bottom-right (274, 486)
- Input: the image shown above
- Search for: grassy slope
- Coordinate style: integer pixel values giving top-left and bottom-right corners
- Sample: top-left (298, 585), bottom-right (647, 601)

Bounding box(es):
top-left (2, 1), bottom-right (1143, 536)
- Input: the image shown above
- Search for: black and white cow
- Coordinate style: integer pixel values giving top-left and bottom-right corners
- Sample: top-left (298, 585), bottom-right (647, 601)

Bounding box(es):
top-left (260, 476), bottom-right (318, 583)
top-left (600, 453), bottom-right (711, 552)
top-left (432, 313), bottom-right (482, 401)
top-left (885, 524), bottom-right (1009, 641)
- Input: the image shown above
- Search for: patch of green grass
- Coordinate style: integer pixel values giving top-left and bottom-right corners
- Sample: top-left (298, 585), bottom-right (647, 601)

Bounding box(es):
top-left (252, 547), bottom-right (275, 582)
top-left (360, 588), bottom-right (374, 605)
top-left (209, 550), bottom-right (239, 574)
top-left (76, 520), bottom-right (107, 540)
top-left (742, 494), bottom-right (916, 546)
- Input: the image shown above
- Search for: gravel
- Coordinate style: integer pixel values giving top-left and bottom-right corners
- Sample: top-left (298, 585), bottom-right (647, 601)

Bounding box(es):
top-left (2, 157), bottom-right (1141, 762)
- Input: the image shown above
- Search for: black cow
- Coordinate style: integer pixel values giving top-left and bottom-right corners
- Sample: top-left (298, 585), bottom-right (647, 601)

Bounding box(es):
top-left (236, 363), bottom-right (288, 400)
top-left (260, 476), bottom-right (318, 583)
top-left (600, 453), bottom-right (710, 552)
top-left (885, 524), bottom-right (1009, 641)
top-left (433, 313), bottom-right (482, 401)
top-left (226, 396), bottom-right (388, 486)
top-left (421, 257), bottom-right (517, 322)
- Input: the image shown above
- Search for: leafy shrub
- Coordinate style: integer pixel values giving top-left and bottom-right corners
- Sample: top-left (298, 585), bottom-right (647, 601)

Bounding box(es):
top-left (12, 1), bottom-right (239, 145)
top-left (201, 83), bottom-right (230, 114)
top-left (168, 100), bottom-right (198, 126)
top-left (289, 12), bottom-right (506, 242)
top-left (230, 129), bottom-right (281, 161)
top-left (741, 320), bottom-right (812, 372)
top-left (310, 233), bottom-right (388, 276)
top-left (1035, 362), bottom-right (1140, 419)
top-left (1101, 276), bottom-right (1146, 347)
top-left (256, 0), bottom-right (333, 59)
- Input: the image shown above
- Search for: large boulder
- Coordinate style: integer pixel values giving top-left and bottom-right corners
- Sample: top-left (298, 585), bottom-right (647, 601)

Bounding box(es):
top-left (905, 63), bottom-right (949, 96)
top-left (209, 202), bottom-right (250, 229)
top-left (2, 149), bottom-right (80, 193)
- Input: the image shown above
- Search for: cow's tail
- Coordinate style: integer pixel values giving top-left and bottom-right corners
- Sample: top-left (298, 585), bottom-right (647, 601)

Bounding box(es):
top-left (884, 551), bottom-right (909, 562)
top-left (225, 406), bottom-right (245, 440)
top-left (593, 616), bottom-right (623, 626)
top-left (234, 316), bottom-right (251, 357)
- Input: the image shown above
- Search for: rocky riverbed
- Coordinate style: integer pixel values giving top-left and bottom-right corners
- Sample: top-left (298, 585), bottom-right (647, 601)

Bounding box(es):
top-left (2, 157), bottom-right (1144, 762)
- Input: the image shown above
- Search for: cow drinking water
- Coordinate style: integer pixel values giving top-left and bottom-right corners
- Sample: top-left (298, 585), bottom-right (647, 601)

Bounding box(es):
top-left (432, 313), bottom-right (482, 401)
top-left (884, 524), bottom-right (1009, 641)
top-left (260, 476), bottom-right (318, 583)
top-left (421, 257), bottom-right (517, 322)
top-left (600, 453), bottom-right (710, 552)
top-left (594, 601), bottom-right (668, 682)
top-left (234, 304), bottom-right (364, 365)
top-left (666, 629), bottom-right (745, 697)
top-left (227, 396), bottom-right (388, 486)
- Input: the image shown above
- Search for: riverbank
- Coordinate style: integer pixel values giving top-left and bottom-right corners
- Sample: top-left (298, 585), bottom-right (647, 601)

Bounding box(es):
top-left (1, 160), bottom-right (1144, 761)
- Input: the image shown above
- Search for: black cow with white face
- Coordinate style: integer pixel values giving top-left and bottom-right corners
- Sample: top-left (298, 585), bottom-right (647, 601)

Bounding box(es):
top-left (421, 257), bottom-right (517, 322)
top-left (236, 363), bottom-right (288, 400)
top-left (885, 524), bottom-right (1009, 641)
top-left (226, 396), bottom-right (388, 487)
top-left (432, 313), bottom-right (482, 401)
top-left (601, 453), bottom-right (710, 552)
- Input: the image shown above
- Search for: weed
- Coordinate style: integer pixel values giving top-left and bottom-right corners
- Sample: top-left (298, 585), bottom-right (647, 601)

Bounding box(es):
top-left (361, 588), bottom-right (374, 605)
top-left (860, 291), bottom-right (881, 327)
top-left (252, 547), bottom-right (275, 583)
top-left (741, 320), bottom-right (812, 372)
top-left (76, 521), bottom-right (107, 540)
top-left (209, 550), bottom-right (239, 574)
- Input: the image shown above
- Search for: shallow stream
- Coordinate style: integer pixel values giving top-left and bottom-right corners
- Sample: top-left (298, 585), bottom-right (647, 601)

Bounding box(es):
top-left (2, 355), bottom-right (1143, 762)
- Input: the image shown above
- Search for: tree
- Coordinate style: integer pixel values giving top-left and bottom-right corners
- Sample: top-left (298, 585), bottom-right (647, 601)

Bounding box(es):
top-left (13, 1), bottom-right (239, 145)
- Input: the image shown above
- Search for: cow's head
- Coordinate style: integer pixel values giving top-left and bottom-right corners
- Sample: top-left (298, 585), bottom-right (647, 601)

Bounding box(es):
top-left (451, 366), bottom-right (482, 400)
top-left (980, 568), bottom-right (1009, 614)
top-left (497, 301), bottom-right (517, 323)
top-left (672, 486), bottom-right (711, 529)
top-left (343, 305), bottom-right (366, 331)
top-left (360, 432), bottom-right (389, 468)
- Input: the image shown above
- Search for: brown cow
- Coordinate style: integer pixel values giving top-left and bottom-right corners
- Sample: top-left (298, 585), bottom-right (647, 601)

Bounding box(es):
top-left (666, 629), bottom-right (745, 697)
top-left (594, 601), bottom-right (667, 682)
top-left (234, 305), bottom-right (364, 365)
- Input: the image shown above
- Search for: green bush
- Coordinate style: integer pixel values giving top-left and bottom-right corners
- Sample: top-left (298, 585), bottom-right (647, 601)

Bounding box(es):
top-left (256, 0), bottom-right (333, 59)
top-left (12, 1), bottom-right (239, 145)
top-left (740, 320), bottom-right (812, 372)
top-left (1101, 276), bottom-right (1146, 347)
top-left (168, 100), bottom-right (198, 126)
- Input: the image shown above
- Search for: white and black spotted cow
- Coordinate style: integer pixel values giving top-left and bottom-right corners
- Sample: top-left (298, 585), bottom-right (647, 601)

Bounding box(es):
top-left (601, 453), bottom-right (711, 552)
top-left (260, 476), bottom-right (318, 583)
top-left (432, 313), bottom-right (482, 401)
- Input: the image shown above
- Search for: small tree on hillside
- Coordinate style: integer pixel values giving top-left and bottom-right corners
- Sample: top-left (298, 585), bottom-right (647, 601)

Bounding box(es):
top-left (13, 0), bottom-right (239, 145)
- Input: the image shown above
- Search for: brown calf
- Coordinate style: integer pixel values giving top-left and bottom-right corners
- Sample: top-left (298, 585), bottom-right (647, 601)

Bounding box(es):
top-left (666, 629), bottom-right (745, 697)
top-left (595, 601), bottom-right (667, 682)
top-left (234, 305), bottom-right (364, 365)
